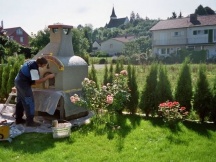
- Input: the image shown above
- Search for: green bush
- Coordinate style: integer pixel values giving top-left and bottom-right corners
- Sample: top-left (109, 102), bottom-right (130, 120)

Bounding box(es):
top-left (175, 58), bottom-right (193, 111)
top-left (139, 63), bottom-right (158, 117)
top-left (193, 64), bottom-right (212, 123)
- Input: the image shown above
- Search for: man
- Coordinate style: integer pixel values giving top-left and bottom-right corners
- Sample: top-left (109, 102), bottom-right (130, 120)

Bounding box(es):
top-left (15, 57), bottom-right (55, 127)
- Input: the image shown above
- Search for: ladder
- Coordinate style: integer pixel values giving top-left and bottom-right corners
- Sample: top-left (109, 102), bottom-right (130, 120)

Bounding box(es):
top-left (0, 92), bottom-right (17, 115)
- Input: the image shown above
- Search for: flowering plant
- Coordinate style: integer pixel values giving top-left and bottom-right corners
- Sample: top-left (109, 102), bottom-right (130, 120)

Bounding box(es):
top-left (70, 70), bottom-right (130, 118)
top-left (158, 101), bottom-right (188, 125)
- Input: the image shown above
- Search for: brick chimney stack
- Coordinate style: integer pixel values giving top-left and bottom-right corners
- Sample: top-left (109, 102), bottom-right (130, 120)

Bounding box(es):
top-left (190, 14), bottom-right (197, 22)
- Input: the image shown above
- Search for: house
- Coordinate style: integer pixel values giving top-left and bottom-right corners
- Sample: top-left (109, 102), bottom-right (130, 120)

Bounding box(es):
top-left (92, 40), bottom-right (101, 51)
top-left (0, 21), bottom-right (30, 47)
top-left (105, 7), bottom-right (129, 28)
top-left (150, 14), bottom-right (216, 59)
top-left (100, 35), bottom-right (135, 56)
top-left (4, 27), bottom-right (30, 47)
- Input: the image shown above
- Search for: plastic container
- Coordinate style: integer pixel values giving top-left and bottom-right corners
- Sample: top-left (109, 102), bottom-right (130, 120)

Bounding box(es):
top-left (51, 120), bottom-right (72, 138)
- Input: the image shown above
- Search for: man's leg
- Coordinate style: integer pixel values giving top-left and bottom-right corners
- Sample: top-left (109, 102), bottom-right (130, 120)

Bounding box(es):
top-left (15, 90), bottom-right (25, 124)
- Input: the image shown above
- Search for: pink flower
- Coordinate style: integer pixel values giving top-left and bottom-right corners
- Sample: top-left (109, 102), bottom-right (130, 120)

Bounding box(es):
top-left (106, 95), bottom-right (113, 104)
top-left (70, 96), bottom-right (76, 103)
top-left (70, 94), bottom-right (80, 103)
top-left (179, 107), bottom-right (186, 111)
top-left (120, 70), bottom-right (128, 76)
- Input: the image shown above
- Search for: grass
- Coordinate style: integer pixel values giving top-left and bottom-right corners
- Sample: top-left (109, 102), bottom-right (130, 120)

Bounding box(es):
top-left (0, 115), bottom-right (216, 162)
top-left (1, 63), bottom-right (216, 161)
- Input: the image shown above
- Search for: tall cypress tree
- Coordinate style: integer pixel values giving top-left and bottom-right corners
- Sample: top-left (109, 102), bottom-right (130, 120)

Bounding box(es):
top-left (175, 58), bottom-right (193, 111)
top-left (1, 64), bottom-right (10, 97)
top-left (103, 63), bottom-right (109, 85)
top-left (115, 61), bottom-right (120, 73)
top-left (193, 64), bottom-right (212, 123)
top-left (108, 62), bottom-right (114, 83)
top-left (210, 75), bottom-right (216, 124)
top-left (139, 63), bottom-right (158, 117)
top-left (127, 65), bottom-right (139, 114)
top-left (88, 64), bottom-right (98, 88)
top-left (156, 64), bottom-right (173, 106)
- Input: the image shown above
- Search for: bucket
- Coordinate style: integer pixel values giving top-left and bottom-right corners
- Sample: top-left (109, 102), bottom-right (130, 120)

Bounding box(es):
top-left (51, 120), bottom-right (72, 138)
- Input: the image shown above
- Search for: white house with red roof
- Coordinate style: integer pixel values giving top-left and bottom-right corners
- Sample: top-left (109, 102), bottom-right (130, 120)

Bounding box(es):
top-left (100, 35), bottom-right (135, 56)
top-left (150, 14), bottom-right (216, 58)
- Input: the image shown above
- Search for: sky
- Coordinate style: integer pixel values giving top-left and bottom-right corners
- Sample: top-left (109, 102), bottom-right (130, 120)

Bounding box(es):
top-left (0, 0), bottom-right (216, 35)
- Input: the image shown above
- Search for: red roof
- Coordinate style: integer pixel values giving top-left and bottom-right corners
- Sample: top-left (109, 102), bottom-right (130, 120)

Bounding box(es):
top-left (112, 36), bottom-right (135, 43)
top-left (150, 14), bottom-right (216, 31)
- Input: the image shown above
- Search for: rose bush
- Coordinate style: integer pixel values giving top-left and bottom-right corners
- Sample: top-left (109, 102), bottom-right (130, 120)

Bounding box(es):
top-left (158, 101), bottom-right (188, 126)
top-left (70, 70), bottom-right (130, 120)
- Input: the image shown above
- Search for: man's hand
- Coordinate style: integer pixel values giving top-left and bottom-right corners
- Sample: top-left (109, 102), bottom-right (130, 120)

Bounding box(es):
top-left (46, 74), bottom-right (55, 79)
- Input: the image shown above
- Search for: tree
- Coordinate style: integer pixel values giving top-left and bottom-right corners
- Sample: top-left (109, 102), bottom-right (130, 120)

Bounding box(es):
top-left (156, 65), bottom-right (173, 106)
top-left (178, 11), bottom-right (183, 18)
top-left (108, 63), bottom-right (114, 83)
top-left (103, 63), bottom-right (109, 85)
top-left (205, 6), bottom-right (215, 15)
top-left (83, 25), bottom-right (93, 53)
top-left (195, 5), bottom-right (207, 15)
top-left (210, 75), bottom-right (216, 124)
top-left (171, 12), bottom-right (177, 19)
top-left (124, 41), bottom-right (140, 56)
top-left (139, 63), bottom-right (158, 117)
top-left (88, 64), bottom-right (98, 89)
top-left (0, 44), bottom-right (5, 63)
top-left (127, 65), bottom-right (139, 114)
top-left (136, 13), bottom-right (141, 20)
top-left (193, 64), bottom-right (212, 123)
top-left (29, 27), bottom-right (50, 53)
top-left (72, 28), bottom-right (89, 57)
top-left (130, 11), bottom-right (136, 23)
top-left (175, 58), bottom-right (193, 111)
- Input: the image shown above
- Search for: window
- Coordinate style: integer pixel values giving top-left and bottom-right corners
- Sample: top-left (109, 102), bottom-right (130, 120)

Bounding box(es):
top-left (20, 37), bottom-right (24, 43)
top-left (204, 30), bottom-right (208, 34)
top-left (174, 32), bottom-right (179, 36)
top-left (214, 29), bottom-right (216, 42)
top-left (161, 48), bottom-right (166, 54)
top-left (16, 28), bottom-right (23, 35)
top-left (193, 31), bottom-right (197, 35)
top-left (193, 29), bottom-right (207, 35)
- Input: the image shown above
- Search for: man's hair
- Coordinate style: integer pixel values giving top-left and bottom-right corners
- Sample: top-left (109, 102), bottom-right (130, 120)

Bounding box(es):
top-left (36, 57), bottom-right (48, 65)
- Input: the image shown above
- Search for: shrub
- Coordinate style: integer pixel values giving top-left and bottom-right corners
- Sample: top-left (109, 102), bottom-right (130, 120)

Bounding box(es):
top-left (193, 64), bottom-right (212, 123)
top-left (210, 75), bottom-right (216, 124)
top-left (156, 64), bottom-right (173, 107)
top-left (175, 58), bottom-right (193, 111)
top-left (139, 63), bottom-right (158, 117)
top-left (99, 58), bottom-right (107, 64)
top-left (70, 70), bottom-right (130, 121)
top-left (158, 101), bottom-right (188, 126)
top-left (127, 65), bottom-right (139, 114)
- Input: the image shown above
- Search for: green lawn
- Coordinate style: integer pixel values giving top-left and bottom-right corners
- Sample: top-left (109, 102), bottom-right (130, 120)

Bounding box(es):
top-left (0, 115), bottom-right (216, 162)
top-left (1, 63), bottom-right (216, 161)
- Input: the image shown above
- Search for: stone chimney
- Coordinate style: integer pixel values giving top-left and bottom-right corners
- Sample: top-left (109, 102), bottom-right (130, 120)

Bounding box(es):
top-left (190, 14), bottom-right (197, 22)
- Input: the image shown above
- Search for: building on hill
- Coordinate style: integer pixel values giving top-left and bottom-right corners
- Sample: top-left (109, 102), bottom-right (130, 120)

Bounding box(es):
top-left (105, 7), bottom-right (129, 28)
top-left (150, 14), bottom-right (216, 59)
top-left (0, 21), bottom-right (30, 47)
top-left (100, 35), bottom-right (135, 56)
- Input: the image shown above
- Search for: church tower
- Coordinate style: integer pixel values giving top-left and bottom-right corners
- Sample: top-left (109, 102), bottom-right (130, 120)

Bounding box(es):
top-left (110, 6), bottom-right (117, 19)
